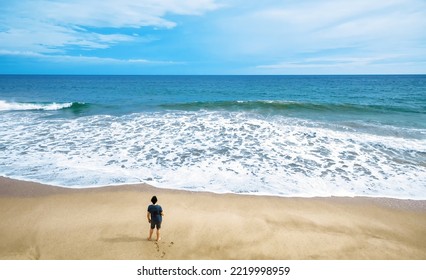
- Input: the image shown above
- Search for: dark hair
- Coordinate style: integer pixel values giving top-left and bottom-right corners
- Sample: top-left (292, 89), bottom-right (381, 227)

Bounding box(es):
top-left (151, 196), bottom-right (158, 204)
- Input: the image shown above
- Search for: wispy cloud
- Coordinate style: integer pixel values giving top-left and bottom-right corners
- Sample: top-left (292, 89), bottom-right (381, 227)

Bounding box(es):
top-left (212, 0), bottom-right (426, 73)
top-left (219, 0), bottom-right (425, 52)
top-left (0, 49), bottom-right (180, 65)
top-left (25, 0), bottom-right (221, 29)
top-left (0, 22), bottom-right (135, 54)
top-left (0, 0), bottom-right (221, 57)
top-left (257, 54), bottom-right (406, 69)
top-left (255, 53), bottom-right (426, 74)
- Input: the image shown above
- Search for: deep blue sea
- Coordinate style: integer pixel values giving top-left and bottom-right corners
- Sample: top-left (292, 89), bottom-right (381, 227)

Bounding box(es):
top-left (0, 75), bottom-right (425, 199)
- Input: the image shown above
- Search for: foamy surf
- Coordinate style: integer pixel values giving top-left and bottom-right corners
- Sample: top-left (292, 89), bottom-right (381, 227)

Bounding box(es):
top-left (0, 110), bottom-right (425, 199)
top-left (0, 100), bottom-right (76, 111)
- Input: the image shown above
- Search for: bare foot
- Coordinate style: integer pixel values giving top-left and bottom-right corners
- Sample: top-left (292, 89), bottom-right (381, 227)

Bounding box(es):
top-left (147, 237), bottom-right (151, 241)
top-left (156, 237), bottom-right (161, 241)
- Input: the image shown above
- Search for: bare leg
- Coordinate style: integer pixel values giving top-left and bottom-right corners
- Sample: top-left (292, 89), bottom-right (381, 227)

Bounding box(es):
top-left (156, 229), bottom-right (161, 241)
top-left (148, 228), bottom-right (153, 240)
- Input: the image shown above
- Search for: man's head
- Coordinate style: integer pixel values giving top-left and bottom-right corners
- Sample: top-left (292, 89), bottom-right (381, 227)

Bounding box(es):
top-left (151, 196), bottom-right (158, 204)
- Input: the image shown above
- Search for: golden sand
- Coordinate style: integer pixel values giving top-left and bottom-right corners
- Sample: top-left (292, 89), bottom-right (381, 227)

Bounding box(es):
top-left (0, 176), bottom-right (425, 260)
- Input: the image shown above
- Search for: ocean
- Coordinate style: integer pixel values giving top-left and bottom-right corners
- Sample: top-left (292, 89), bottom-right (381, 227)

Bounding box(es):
top-left (0, 75), bottom-right (425, 199)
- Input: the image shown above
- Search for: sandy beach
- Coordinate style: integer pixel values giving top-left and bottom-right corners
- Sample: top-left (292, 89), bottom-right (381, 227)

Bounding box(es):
top-left (0, 176), bottom-right (425, 260)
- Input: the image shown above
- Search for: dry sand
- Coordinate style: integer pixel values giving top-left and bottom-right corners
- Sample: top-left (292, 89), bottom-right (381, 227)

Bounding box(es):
top-left (0, 176), bottom-right (425, 260)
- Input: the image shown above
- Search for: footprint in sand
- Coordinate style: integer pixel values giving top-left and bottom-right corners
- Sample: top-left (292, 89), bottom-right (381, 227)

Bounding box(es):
top-left (153, 241), bottom-right (174, 258)
top-left (161, 242), bottom-right (175, 258)
top-left (153, 242), bottom-right (165, 258)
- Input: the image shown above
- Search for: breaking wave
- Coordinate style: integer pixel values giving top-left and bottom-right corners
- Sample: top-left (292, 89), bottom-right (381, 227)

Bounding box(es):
top-left (0, 100), bottom-right (86, 111)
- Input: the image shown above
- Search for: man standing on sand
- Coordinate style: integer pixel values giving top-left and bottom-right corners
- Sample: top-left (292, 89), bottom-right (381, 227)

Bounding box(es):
top-left (147, 196), bottom-right (163, 241)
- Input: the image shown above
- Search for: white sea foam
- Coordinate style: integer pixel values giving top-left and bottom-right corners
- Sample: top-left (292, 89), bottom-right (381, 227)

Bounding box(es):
top-left (0, 100), bottom-right (73, 111)
top-left (0, 111), bottom-right (425, 199)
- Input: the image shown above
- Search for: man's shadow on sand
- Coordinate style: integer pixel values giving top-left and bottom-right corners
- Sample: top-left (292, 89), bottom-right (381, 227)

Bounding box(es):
top-left (100, 234), bottom-right (145, 243)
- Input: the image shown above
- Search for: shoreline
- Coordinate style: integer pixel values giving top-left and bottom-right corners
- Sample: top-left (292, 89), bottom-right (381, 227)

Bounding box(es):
top-left (1, 176), bottom-right (425, 260)
top-left (2, 176), bottom-right (425, 212)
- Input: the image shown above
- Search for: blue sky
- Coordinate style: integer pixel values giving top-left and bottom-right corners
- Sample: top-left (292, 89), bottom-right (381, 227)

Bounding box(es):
top-left (1, 0), bottom-right (425, 74)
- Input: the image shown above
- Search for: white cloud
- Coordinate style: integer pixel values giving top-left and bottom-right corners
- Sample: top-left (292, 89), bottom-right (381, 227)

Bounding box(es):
top-left (0, 48), bottom-right (182, 66)
top-left (0, 0), bottom-right (221, 54)
top-left (255, 52), bottom-right (426, 74)
top-left (32, 0), bottom-right (220, 29)
top-left (257, 54), bottom-right (404, 69)
top-left (0, 22), bottom-right (135, 54)
top-left (213, 0), bottom-right (426, 67)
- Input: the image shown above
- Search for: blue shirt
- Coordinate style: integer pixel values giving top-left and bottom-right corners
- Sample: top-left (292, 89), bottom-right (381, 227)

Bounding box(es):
top-left (147, 204), bottom-right (163, 223)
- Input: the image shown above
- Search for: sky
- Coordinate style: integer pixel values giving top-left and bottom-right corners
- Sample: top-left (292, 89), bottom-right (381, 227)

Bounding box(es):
top-left (0, 0), bottom-right (425, 75)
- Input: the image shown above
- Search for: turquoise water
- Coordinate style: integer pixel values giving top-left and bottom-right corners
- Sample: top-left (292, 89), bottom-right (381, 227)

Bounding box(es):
top-left (0, 75), bottom-right (425, 198)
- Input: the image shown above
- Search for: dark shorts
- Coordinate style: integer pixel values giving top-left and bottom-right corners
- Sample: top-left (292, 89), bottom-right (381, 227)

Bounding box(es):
top-left (150, 220), bottom-right (161, 230)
